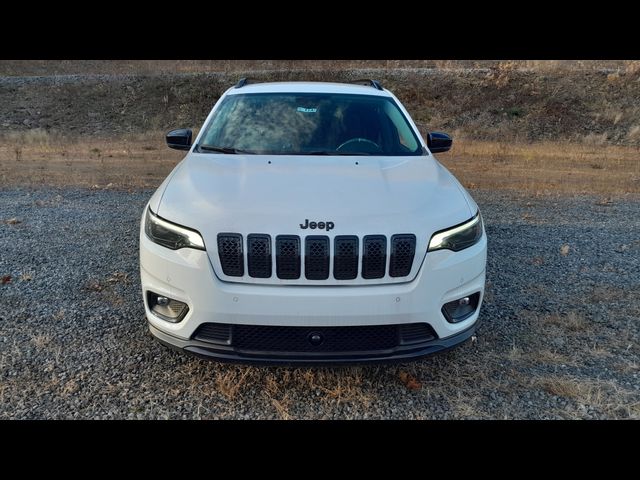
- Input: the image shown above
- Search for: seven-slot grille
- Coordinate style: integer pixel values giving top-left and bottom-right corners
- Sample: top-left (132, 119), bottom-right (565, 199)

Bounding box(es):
top-left (217, 234), bottom-right (417, 281)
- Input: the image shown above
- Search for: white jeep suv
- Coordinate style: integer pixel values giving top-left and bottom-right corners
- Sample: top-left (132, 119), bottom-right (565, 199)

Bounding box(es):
top-left (139, 79), bottom-right (487, 364)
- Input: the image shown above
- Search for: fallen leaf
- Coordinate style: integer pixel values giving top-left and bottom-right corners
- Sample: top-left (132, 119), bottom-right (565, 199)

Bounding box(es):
top-left (560, 244), bottom-right (570, 256)
top-left (398, 371), bottom-right (422, 391)
top-left (5, 217), bottom-right (21, 225)
top-left (1, 275), bottom-right (12, 285)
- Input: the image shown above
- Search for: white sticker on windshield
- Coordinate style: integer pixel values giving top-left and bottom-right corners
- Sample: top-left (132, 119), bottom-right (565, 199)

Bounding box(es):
top-left (297, 107), bottom-right (317, 113)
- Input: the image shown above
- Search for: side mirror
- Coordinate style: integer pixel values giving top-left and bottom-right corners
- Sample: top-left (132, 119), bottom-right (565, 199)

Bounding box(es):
top-left (166, 129), bottom-right (192, 151)
top-left (427, 132), bottom-right (452, 153)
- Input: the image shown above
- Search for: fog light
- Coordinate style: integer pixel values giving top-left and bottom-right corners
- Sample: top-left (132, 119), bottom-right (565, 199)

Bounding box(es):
top-left (147, 291), bottom-right (188, 323)
top-left (442, 292), bottom-right (480, 323)
top-left (156, 296), bottom-right (170, 306)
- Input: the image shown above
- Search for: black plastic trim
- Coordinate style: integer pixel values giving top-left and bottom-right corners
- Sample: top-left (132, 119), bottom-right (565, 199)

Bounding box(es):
top-left (150, 322), bottom-right (477, 366)
top-left (389, 234), bottom-right (416, 277)
top-left (247, 234), bottom-right (272, 278)
top-left (304, 236), bottom-right (330, 280)
top-left (348, 79), bottom-right (384, 90)
top-left (217, 233), bottom-right (244, 277)
top-left (333, 235), bottom-right (359, 280)
top-left (442, 292), bottom-right (481, 323)
top-left (276, 235), bottom-right (301, 280)
top-left (362, 235), bottom-right (387, 279)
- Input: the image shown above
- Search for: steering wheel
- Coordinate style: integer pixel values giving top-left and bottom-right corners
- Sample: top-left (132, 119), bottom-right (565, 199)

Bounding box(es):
top-left (336, 137), bottom-right (382, 153)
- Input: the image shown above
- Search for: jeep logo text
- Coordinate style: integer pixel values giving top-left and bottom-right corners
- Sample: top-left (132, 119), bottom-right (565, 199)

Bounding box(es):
top-left (300, 219), bottom-right (334, 231)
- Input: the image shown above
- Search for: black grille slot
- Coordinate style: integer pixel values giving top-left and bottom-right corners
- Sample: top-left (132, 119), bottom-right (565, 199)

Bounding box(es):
top-left (276, 235), bottom-right (301, 279)
top-left (362, 235), bottom-right (387, 279)
top-left (217, 233), bottom-right (244, 277)
top-left (233, 324), bottom-right (399, 353)
top-left (399, 323), bottom-right (437, 344)
top-left (193, 323), bottom-right (232, 345)
top-left (389, 234), bottom-right (416, 277)
top-left (247, 234), bottom-right (272, 278)
top-left (333, 236), bottom-right (359, 280)
top-left (305, 236), bottom-right (330, 280)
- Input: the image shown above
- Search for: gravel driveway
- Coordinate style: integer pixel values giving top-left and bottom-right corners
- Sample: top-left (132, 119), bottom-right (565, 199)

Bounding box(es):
top-left (1, 187), bottom-right (638, 419)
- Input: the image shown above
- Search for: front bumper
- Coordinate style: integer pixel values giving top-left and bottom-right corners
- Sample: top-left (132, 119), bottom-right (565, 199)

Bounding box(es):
top-left (140, 225), bottom-right (487, 364)
top-left (149, 320), bottom-right (478, 365)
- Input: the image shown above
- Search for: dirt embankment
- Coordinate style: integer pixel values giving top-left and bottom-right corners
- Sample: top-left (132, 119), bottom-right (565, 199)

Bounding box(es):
top-left (2, 68), bottom-right (640, 146)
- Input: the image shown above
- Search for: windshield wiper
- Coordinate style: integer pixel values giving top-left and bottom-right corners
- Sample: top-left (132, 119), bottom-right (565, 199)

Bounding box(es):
top-left (198, 145), bottom-right (256, 154)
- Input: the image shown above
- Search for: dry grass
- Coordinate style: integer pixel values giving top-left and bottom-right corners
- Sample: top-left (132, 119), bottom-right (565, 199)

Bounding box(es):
top-left (533, 376), bottom-right (637, 418)
top-left (32, 333), bottom-right (53, 349)
top-left (270, 395), bottom-right (293, 420)
top-left (588, 285), bottom-right (627, 303)
top-left (541, 311), bottom-right (589, 332)
top-left (443, 140), bottom-right (640, 195)
top-left (1, 60), bottom-right (637, 76)
top-left (536, 376), bottom-right (599, 399)
top-left (215, 368), bottom-right (251, 400)
top-left (532, 349), bottom-right (577, 366)
top-left (1, 133), bottom-right (638, 194)
top-left (0, 131), bottom-right (183, 189)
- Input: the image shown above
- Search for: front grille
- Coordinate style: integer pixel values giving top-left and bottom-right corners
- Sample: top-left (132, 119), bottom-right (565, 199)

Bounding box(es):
top-left (334, 236), bottom-right (359, 280)
top-left (216, 233), bottom-right (417, 281)
top-left (399, 323), bottom-right (437, 344)
top-left (217, 234), bottom-right (244, 277)
top-left (305, 236), bottom-right (330, 280)
top-left (389, 234), bottom-right (416, 277)
top-left (362, 235), bottom-right (387, 279)
top-left (276, 235), bottom-right (301, 279)
top-left (192, 322), bottom-right (438, 353)
top-left (247, 234), bottom-right (272, 278)
top-left (193, 323), bottom-right (232, 345)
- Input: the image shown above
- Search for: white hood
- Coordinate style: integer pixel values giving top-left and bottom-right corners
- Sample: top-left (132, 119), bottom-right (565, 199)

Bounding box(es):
top-left (156, 152), bottom-right (475, 284)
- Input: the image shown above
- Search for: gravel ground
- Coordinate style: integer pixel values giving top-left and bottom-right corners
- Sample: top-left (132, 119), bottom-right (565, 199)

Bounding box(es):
top-left (1, 186), bottom-right (639, 419)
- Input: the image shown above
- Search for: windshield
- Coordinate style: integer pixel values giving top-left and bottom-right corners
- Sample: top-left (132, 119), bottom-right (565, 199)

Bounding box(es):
top-left (196, 92), bottom-right (423, 156)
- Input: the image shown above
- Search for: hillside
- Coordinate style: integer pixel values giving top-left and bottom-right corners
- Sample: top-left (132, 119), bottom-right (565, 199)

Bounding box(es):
top-left (2, 66), bottom-right (640, 146)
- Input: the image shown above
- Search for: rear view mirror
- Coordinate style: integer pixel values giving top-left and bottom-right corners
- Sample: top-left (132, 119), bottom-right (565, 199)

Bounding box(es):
top-left (427, 132), bottom-right (452, 153)
top-left (166, 129), bottom-right (192, 151)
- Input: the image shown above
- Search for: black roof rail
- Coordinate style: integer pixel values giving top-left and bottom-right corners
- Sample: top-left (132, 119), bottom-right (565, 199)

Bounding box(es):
top-left (235, 78), bottom-right (248, 88)
top-left (348, 79), bottom-right (384, 91)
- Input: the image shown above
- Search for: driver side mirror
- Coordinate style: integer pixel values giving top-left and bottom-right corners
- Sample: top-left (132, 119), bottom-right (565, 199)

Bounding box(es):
top-left (166, 129), bottom-right (192, 151)
top-left (427, 132), bottom-right (452, 153)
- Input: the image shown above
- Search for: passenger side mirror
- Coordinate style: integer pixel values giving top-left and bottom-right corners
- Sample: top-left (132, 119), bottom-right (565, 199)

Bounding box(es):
top-left (427, 132), bottom-right (452, 153)
top-left (166, 129), bottom-right (192, 151)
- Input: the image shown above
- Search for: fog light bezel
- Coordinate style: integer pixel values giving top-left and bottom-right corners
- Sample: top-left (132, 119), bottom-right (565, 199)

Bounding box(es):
top-left (441, 292), bottom-right (481, 323)
top-left (146, 291), bottom-right (189, 323)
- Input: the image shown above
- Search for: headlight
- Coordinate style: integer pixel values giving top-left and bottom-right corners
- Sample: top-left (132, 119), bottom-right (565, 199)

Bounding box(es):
top-left (428, 212), bottom-right (483, 252)
top-left (144, 207), bottom-right (205, 250)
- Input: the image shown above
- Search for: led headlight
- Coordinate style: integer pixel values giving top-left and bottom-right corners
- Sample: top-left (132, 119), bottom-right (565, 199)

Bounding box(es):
top-left (428, 212), bottom-right (483, 252)
top-left (144, 207), bottom-right (205, 250)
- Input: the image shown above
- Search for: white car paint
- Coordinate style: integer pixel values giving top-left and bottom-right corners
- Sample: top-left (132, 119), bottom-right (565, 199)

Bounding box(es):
top-left (140, 81), bottom-right (487, 363)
